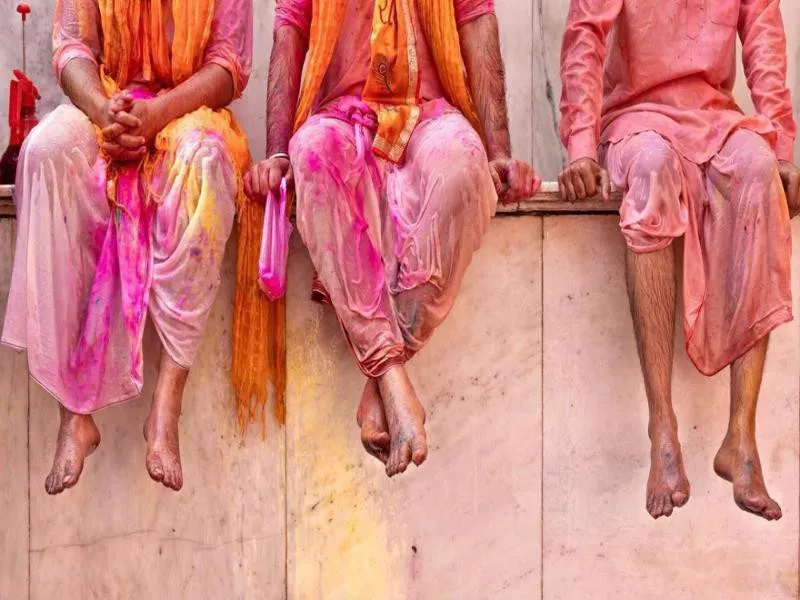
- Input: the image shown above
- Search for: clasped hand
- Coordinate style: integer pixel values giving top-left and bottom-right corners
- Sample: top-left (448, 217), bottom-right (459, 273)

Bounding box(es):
top-left (97, 91), bottom-right (161, 162)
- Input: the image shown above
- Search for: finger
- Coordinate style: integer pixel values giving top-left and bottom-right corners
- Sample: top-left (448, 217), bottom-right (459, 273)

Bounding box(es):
top-left (268, 166), bottom-right (283, 194)
top-left (532, 171), bottom-right (542, 194)
top-left (504, 161), bottom-right (521, 202)
top-left (112, 110), bottom-right (141, 129)
top-left (579, 165), bottom-right (597, 198)
top-left (285, 165), bottom-right (294, 189)
top-left (523, 165), bottom-right (537, 198)
top-left (102, 123), bottom-right (126, 140)
top-left (244, 171), bottom-right (254, 198)
top-left (563, 171), bottom-right (578, 202)
top-left (257, 163), bottom-right (272, 198)
top-left (558, 173), bottom-right (567, 202)
top-left (571, 170), bottom-right (587, 200)
top-left (114, 134), bottom-right (147, 149)
top-left (108, 93), bottom-right (133, 114)
top-left (600, 169), bottom-right (612, 203)
top-left (490, 166), bottom-right (504, 198)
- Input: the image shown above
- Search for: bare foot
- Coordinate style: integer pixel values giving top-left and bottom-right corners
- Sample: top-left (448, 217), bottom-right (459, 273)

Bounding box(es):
top-left (356, 379), bottom-right (390, 464)
top-left (646, 431), bottom-right (691, 519)
top-left (45, 407), bottom-right (101, 495)
top-left (144, 394), bottom-right (184, 491)
top-left (714, 434), bottom-right (781, 521)
top-left (377, 366), bottom-right (428, 477)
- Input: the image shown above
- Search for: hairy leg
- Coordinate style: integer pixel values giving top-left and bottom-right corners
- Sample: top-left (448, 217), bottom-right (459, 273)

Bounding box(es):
top-left (627, 246), bottom-right (690, 519)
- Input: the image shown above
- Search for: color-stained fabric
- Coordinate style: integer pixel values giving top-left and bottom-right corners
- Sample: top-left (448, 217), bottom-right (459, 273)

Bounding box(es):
top-left (602, 130), bottom-right (792, 374)
top-left (2, 104), bottom-right (238, 413)
top-left (560, 0), bottom-right (796, 374)
top-left (3, 0), bottom-right (252, 414)
top-left (290, 97), bottom-right (495, 376)
top-left (560, 0), bottom-right (796, 164)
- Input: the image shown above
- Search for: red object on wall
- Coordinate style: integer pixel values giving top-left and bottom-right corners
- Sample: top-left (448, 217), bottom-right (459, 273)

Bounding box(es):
top-left (1, 3), bottom-right (39, 185)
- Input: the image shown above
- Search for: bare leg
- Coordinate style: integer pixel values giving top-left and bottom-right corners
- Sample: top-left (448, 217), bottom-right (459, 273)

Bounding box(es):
top-left (627, 246), bottom-right (691, 519)
top-left (45, 405), bottom-right (101, 495)
top-left (356, 379), bottom-right (391, 464)
top-left (144, 352), bottom-right (188, 491)
top-left (714, 336), bottom-right (781, 520)
top-left (377, 366), bottom-right (428, 477)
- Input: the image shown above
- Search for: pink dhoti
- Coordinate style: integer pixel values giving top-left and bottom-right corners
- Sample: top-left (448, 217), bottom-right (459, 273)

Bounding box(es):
top-left (290, 97), bottom-right (496, 377)
top-left (2, 104), bottom-right (237, 413)
top-left (602, 129), bottom-right (793, 375)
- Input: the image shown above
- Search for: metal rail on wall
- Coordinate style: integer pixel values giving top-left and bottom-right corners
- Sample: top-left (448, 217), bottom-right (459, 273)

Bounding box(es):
top-left (0, 183), bottom-right (622, 219)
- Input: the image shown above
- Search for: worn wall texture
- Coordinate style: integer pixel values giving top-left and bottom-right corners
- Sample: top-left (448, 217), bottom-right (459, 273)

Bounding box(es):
top-left (0, 1), bottom-right (798, 599)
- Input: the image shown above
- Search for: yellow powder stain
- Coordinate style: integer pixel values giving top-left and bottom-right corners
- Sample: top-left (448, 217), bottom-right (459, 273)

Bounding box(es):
top-left (286, 304), bottom-right (407, 600)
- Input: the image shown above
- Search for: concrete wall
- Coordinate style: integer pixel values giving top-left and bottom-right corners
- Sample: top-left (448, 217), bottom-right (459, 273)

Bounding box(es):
top-left (0, 1), bottom-right (798, 599)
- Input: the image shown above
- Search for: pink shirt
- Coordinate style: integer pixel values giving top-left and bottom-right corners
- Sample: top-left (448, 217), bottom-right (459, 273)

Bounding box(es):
top-left (52, 0), bottom-right (253, 97)
top-left (559, 0), bottom-right (796, 164)
top-left (275, 0), bottom-right (494, 111)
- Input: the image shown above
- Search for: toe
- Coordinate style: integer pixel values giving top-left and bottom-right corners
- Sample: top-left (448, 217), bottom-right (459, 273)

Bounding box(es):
top-left (396, 443), bottom-right (412, 475)
top-left (672, 489), bottom-right (689, 508)
top-left (147, 456), bottom-right (165, 482)
top-left (410, 435), bottom-right (428, 467)
top-left (764, 500), bottom-right (782, 521)
top-left (662, 496), bottom-right (674, 517)
top-left (650, 496), bottom-right (664, 519)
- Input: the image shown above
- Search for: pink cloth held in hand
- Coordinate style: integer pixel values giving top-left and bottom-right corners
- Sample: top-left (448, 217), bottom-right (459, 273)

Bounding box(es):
top-left (258, 179), bottom-right (293, 301)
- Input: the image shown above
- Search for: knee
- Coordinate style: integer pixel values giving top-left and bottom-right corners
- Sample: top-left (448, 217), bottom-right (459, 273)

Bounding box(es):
top-left (626, 136), bottom-right (682, 188)
top-left (732, 144), bottom-right (779, 189)
top-left (433, 153), bottom-right (493, 220)
top-left (21, 106), bottom-right (96, 172)
top-left (289, 121), bottom-right (348, 175)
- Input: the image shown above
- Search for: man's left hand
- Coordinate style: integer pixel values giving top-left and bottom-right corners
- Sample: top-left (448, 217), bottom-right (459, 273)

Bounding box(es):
top-left (779, 160), bottom-right (800, 218)
top-left (489, 157), bottom-right (541, 204)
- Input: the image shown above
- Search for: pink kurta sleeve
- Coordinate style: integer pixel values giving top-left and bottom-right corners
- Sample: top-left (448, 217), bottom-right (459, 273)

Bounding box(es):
top-left (454, 0), bottom-right (495, 27)
top-left (204, 0), bottom-right (253, 98)
top-left (559, 0), bottom-right (622, 163)
top-left (52, 0), bottom-right (102, 84)
top-left (739, 0), bottom-right (797, 162)
top-left (274, 0), bottom-right (312, 39)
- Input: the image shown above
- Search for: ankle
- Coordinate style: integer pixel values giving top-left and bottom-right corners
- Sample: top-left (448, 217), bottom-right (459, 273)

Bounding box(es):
top-left (648, 419), bottom-right (678, 442)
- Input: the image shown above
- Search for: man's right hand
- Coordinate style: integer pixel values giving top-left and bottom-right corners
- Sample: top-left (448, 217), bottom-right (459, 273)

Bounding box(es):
top-left (558, 157), bottom-right (611, 203)
top-left (96, 92), bottom-right (147, 162)
top-left (244, 156), bottom-right (293, 200)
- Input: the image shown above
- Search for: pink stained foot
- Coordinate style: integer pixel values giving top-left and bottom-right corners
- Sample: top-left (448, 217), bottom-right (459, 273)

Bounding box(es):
top-left (45, 410), bottom-right (101, 495)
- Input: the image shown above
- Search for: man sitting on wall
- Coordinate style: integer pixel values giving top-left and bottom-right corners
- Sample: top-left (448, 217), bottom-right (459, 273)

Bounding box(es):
top-left (559, 0), bottom-right (799, 520)
top-left (3, 0), bottom-right (253, 493)
top-left (246, 0), bottom-right (539, 476)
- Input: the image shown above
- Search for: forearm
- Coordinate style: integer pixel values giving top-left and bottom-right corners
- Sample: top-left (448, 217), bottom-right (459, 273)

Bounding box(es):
top-left (152, 64), bottom-right (235, 129)
top-left (741, 0), bottom-right (796, 161)
top-left (267, 26), bottom-right (308, 156)
top-left (459, 14), bottom-right (511, 160)
top-left (60, 58), bottom-right (106, 124)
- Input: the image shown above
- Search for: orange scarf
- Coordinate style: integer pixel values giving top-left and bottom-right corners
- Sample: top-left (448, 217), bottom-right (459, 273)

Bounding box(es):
top-left (97, 0), bottom-right (215, 92)
top-left (362, 0), bottom-right (421, 162)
